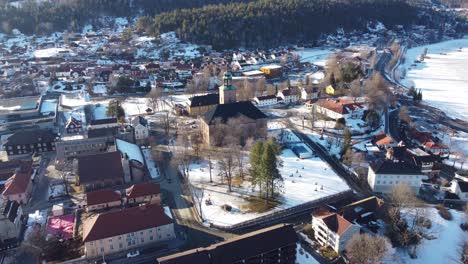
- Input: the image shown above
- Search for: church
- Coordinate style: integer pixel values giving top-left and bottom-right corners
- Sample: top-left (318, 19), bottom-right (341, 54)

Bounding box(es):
top-left (200, 72), bottom-right (268, 146)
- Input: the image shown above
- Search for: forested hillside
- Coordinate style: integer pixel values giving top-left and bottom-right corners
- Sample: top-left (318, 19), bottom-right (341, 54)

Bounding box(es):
top-left (152, 0), bottom-right (420, 49)
top-left (0, 0), bottom-right (252, 34)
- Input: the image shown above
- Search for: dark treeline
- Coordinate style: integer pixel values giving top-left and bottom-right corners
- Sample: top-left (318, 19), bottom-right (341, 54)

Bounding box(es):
top-left (152, 0), bottom-right (421, 49)
top-left (0, 0), bottom-right (252, 34)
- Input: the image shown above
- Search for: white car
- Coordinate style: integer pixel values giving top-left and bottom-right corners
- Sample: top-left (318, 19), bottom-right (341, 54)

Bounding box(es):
top-left (126, 250), bottom-right (140, 258)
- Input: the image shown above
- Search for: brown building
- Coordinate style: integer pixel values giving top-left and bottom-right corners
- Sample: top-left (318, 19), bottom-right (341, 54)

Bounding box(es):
top-left (200, 72), bottom-right (267, 146)
top-left (157, 224), bottom-right (298, 264)
top-left (75, 152), bottom-right (125, 192)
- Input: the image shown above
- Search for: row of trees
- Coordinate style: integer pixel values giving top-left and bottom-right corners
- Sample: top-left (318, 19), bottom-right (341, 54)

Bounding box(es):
top-left (249, 139), bottom-right (283, 199)
top-left (150, 0), bottom-right (420, 49)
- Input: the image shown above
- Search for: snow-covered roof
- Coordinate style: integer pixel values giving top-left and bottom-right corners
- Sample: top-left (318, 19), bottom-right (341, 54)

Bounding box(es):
top-left (116, 139), bottom-right (144, 164)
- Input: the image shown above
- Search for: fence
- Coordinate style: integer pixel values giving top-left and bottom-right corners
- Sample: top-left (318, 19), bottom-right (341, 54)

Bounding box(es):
top-left (210, 190), bottom-right (354, 233)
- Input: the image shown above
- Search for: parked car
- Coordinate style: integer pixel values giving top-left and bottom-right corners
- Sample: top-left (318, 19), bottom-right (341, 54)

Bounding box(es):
top-left (127, 250), bottom-right (140, 258)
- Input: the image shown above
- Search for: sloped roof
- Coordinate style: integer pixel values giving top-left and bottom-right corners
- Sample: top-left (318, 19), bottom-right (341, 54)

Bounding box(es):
top-left (86, 189), bottom-right (121, 206)
top-left (83, 204), bottom-right (172, 242)
top-left (189, 93), bottom-right (219, 107)
top-left (5, 129), bottom-right (56, 146)
top-left (203, 101), bottom-right (267, 125)
top-left (157, 224), bottom-right (297, 264)
top-left (457, 180), bottom-right (468, 193)
top-left (2, 163), bottom-right (32, 196)
top-left (131, 116), bottom-right (148, 127)
top-left (126, 182), bottom-right (160, 199)
top-left (89, 118), bottom-right (117, 126)
top-left (320, 213), bottom-right (353, 236)
top-left (77, 152), bottom-right (124, 184)
top-left (370, 160), bottom-right (422, 175)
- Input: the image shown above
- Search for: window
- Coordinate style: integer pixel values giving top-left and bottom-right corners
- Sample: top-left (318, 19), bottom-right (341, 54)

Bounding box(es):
top-left (109, 245), bottom-right (113, 250)
top-left (127, 241), bottom-right (132, 246)
top-left (119, 243), bottom-right (123, 249)
top-left (141, 238), bottom-right (144, 243)
top-left (100, 248), bottom-right (104, 253)
top-left (150, 236), bottom-right (153, 241)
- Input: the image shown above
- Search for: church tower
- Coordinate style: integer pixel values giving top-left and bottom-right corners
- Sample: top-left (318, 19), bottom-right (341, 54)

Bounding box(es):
top-left (219, 72), bottom-right (236, 104)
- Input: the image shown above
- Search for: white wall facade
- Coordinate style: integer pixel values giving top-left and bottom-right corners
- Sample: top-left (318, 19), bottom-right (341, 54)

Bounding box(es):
top-left (367, 167), bottom-right (427, 194)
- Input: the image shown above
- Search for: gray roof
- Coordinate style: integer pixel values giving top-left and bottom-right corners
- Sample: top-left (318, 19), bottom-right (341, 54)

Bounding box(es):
top-left (203, 101), bottom-right (267, 125)
top-left (370, 160), bottom-right (422, 175)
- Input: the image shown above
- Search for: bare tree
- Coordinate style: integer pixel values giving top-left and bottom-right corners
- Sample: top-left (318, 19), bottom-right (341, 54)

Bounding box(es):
top-left (218, 147), bottom-right (237, 192)
top-left (192, 184), bottom-right (205, 220)
top-left (172, 130), bottom-right (193, 178)
top-left (346, 233), bottom-right (388, 264)
top-left (147, 88), bottom-right (163, 112)
top-left (350, 79), bottom-right (362, 103)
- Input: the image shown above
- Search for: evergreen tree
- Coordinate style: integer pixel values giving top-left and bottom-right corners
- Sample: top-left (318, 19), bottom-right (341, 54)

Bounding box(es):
top-left (249, 141), bottom-right (265, 194)
top-left (107, 99), bottom-right (126, 122)
top-left (261, 140), bottom-right (282, 198)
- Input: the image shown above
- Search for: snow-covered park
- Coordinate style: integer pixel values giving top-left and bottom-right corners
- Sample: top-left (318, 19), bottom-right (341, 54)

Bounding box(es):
top-left (186, 131), bottom-right (349, 227)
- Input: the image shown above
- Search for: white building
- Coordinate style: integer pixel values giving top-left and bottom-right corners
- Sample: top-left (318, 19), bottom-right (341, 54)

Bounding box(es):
top-left (277, 88), bottom-right (300, 104)
top-left (300, 86), bottom-right (319, 101)
top-left (311, 208), bottom-right (360, 252)
top-left (254, 95), bottom-right (278, 107)
top-left (367, 160), bottom-right (427, 194)
top-left (131, 116), bottom-right (149, 143)
top-left (448, 173), bottom-right (468, 202)
top-left (83, 204), bottom-right (175, 258)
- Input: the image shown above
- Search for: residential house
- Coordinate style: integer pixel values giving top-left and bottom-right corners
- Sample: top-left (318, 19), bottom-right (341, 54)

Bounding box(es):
top-left (75, 152), bottom-right (125, 192)
top-left (131, 116), bottom-right (149, 143)
top-left (55, 136), bottom-right (112, 164)
top-left (367, 160), bottom-right (427, 194)
top-left (314, 98), bottom-right (362, 120)
top-left (406, 148), bottom-right (440, 178)
top-left (2, 163), bottom-right (33, 204)
top-left (338, 196), bottom-right (384, 225)
top-left (254, 95), bottom-right (278, 107)
top-left (277, 88), bottom-right (300, 104)
top-left (311, 208), bottom-right (360, 252)
top-left (85, 189), bottom-right (122, 212)
top-left (4, 129), bottom-right (56, 159)
top-left (65, 116), bottom-right (82, 134)
top-left (448, 173), bottom-right (468, 202)
top-left (82, 204), bottom-right (175, 258)
top-left (374, 132), bottom-right (395, 149)
top-left (325, 85), bottom-right (335, 95)
top-left (126, 182), bottom-right (161, 205)
top-left (300, 86), bottom-right (319, 101)
top-left (0, 200), bottom-right (23, 245)
top-left (157, 224), bottom-right (297, 264)
top-left (422, 141), bottom-right (449, 158)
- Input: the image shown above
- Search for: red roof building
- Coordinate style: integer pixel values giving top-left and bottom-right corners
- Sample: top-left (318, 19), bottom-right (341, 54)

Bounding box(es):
top-left (2, 163), bottom-right (33, 204)
top-left (126, 182), bottom-right (161, 205)
top-left (85, 189), bottom-right (122, 212)
top-left (83, 204), bottom-right (175, 257)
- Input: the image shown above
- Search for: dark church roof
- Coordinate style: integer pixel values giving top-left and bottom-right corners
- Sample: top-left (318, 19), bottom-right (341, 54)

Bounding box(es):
top-left (203, 101), bottom-right (267, 125)
top-left (189, 93), bottom-right (219, 107)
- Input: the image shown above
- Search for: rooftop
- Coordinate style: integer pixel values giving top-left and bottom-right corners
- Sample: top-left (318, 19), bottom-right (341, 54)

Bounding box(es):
top-left (83, 204), bottom-right (172, 242)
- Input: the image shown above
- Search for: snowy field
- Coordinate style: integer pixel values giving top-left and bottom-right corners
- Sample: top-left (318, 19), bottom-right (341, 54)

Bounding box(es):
top-left (399, 38), bottom-right (468, 122)
top-left (187, 143), bottom-right (349, 227)
top-left (384, 208), bottom-right (466, 264)
top-left (295, 48), bottom-right (334, 66)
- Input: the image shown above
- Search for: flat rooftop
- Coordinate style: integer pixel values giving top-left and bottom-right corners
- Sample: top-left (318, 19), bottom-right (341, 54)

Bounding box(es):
top-left (0, 96), bottom-right (42, 115)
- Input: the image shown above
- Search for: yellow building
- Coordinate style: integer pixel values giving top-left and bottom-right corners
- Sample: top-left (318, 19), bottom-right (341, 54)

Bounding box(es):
top-left (325, 85), bottom-right (335, 95)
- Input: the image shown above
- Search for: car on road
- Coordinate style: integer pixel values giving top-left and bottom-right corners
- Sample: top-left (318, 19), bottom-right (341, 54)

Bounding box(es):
top-left (127, 250), bottom-right (140, 258)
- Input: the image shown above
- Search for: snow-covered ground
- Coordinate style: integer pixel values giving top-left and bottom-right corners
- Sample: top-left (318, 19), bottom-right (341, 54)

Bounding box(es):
top-left (122, 97), bottom-right (150, 116)
top-left (295, 48), bottom-right (334, 66)
top-left (384, 207), bottom-right (467, 264)
top-left (33, 48), bottom-right (71, 58)
top-left (296, 243), bottom-right (320, 264)
top-left (398, 38), bottom-right (468, 122)
top-left (187, 143), bottom-right (349, 227)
